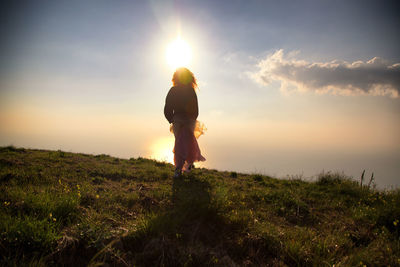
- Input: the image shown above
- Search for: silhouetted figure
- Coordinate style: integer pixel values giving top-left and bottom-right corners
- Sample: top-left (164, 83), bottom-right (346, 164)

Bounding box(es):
top-left (164, 68), bottom-right (206, 177)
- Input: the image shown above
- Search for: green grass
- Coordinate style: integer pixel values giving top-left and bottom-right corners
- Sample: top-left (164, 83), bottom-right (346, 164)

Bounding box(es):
top-left (0, 146), bottom-right (399, 266)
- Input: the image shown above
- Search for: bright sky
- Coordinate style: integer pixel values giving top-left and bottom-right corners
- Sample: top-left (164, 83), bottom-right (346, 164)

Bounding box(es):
top-left (1, 0), bottom-right (399, 188)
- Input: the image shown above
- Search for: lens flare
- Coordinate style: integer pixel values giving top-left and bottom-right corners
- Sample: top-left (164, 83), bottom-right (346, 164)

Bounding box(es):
top-left (166, 37), bottom-right (192, 69)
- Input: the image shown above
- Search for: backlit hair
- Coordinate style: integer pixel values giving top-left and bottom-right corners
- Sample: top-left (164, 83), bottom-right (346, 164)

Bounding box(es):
top-left (172, 67), bottom-right (198, 89)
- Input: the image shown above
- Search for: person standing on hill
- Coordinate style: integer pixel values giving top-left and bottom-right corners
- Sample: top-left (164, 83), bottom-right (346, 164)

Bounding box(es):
top-left (164, 67), bottom-right (206, 178)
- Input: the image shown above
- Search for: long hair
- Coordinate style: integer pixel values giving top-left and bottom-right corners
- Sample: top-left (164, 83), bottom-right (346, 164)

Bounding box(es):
top-left (172, 67), bottom-right (198, 90)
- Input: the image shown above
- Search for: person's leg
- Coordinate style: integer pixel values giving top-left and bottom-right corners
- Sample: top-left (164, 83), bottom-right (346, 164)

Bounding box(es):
top-left (174, 153), bottom-right (185, 170)
top-left (173, 132), bottom-right (185, 177)
top-left (172, 123), bottom-right (184, 177)
top-left (183, 162), bottom-right (194, 173)
top-left (174, 155), bottom-right (184, 177)
top-left (184, 131), bottom-right (202, 172)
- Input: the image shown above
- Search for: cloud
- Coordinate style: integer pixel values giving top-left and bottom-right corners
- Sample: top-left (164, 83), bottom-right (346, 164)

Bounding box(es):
top-left (251, 49), bottom-right (400, 98)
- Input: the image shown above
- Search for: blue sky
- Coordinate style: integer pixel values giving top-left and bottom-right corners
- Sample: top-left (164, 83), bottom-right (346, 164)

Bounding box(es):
top-left (1, 0), bottom-right (399, 188)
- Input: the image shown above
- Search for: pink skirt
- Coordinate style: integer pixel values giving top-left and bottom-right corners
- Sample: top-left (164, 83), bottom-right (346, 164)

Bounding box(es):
top-left (170, 116), bottom-right (206, 170)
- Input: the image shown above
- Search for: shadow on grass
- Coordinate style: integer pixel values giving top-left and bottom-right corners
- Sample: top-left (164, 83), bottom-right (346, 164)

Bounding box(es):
top-left (121, 174), bottom-right (245, 266)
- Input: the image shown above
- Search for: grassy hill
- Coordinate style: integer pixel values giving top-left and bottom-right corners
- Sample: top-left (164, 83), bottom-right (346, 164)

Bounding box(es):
top-left (0, 146), bottom-right (399, 266)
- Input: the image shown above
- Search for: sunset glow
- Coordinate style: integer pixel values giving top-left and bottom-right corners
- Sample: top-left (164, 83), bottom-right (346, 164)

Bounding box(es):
top-left (149, 136), bottom-right (174, 164)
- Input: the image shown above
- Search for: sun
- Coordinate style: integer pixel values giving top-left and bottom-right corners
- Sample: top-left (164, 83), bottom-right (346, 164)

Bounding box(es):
top-left (166, 37), bottom-right (192, 69)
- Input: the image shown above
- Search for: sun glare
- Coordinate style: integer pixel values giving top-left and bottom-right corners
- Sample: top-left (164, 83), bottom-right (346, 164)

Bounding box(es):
top-left (149, 137), bottom-right (174, 164)
top-left (166, 37), bottom-right (192, 69)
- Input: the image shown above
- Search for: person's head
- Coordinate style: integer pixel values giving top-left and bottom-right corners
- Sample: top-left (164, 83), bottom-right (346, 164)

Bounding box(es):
top-left (172, 67), bottom-right (197, 89)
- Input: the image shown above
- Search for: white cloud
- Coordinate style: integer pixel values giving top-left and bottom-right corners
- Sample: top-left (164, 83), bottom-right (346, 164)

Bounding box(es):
top-left (251, 49), bottom-right (400, 98)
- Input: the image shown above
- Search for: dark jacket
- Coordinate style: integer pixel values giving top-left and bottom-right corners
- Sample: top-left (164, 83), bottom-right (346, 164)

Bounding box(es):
top-left (164, 85), bottom-right (199, 123)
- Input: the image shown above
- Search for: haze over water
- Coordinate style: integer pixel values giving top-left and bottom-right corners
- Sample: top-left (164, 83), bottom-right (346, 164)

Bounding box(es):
top-left (1, 1), bottom-right (399, 189)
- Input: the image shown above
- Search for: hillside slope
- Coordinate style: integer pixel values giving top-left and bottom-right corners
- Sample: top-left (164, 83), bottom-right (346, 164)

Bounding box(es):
top-left (0, 146), bottom-right (399, 266)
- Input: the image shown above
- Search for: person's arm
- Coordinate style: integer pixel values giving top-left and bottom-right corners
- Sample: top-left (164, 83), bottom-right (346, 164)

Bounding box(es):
top-left (164, 89), bottom-right (174, 123)
top-left (193, 92), bottom-right (199, 119)
top-left (187, 90), bottom-right (199, 120)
